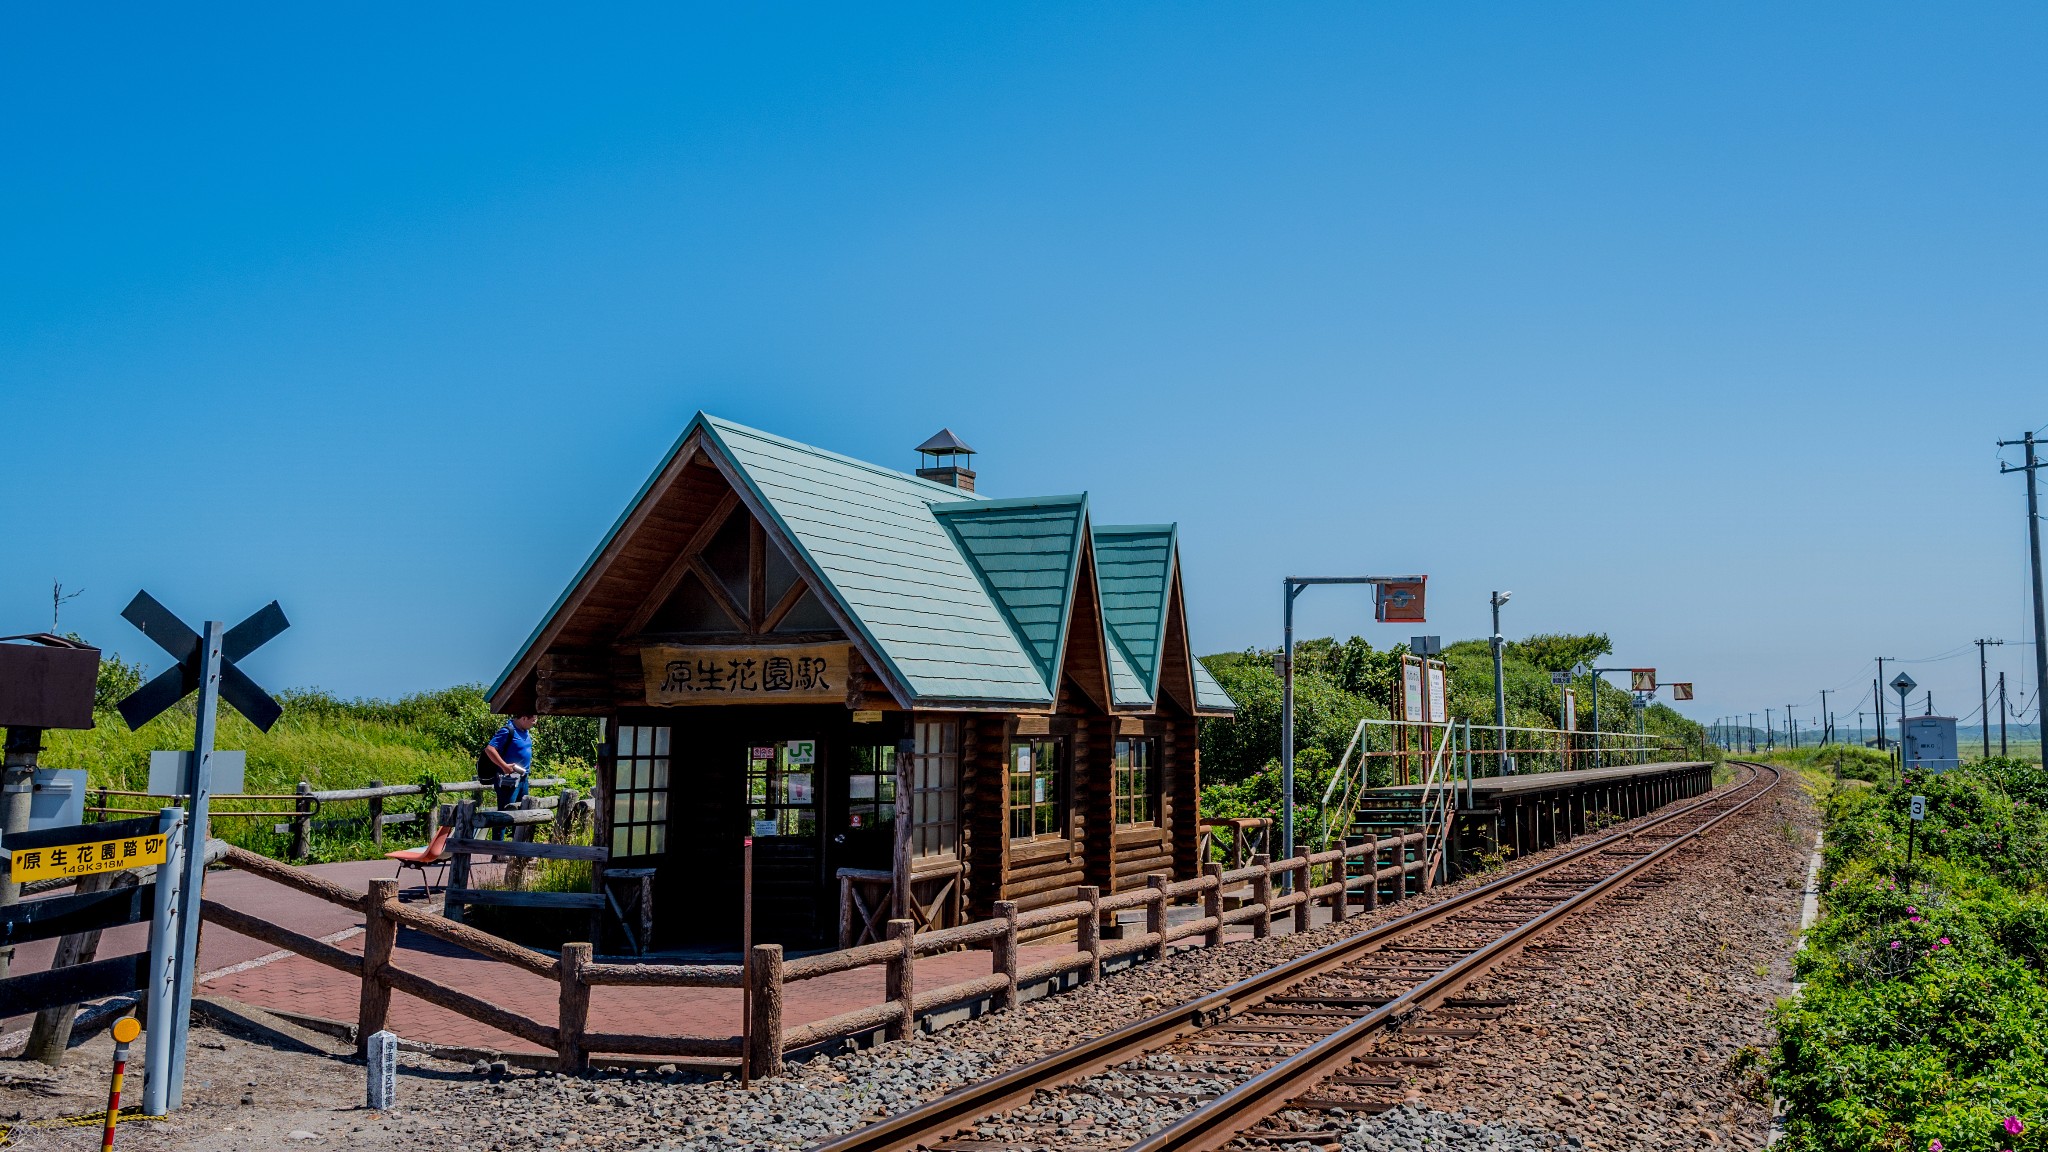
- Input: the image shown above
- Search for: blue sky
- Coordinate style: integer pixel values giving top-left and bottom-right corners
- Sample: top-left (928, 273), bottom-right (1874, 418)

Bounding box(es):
top-left (5, 4), bottom-right (2046, 733)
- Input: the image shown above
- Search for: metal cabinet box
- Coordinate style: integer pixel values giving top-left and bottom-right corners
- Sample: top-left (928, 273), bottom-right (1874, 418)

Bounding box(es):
top-left (0, 641), bottom-right (100, 730)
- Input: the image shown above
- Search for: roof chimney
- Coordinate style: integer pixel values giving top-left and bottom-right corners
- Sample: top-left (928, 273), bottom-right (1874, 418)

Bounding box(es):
top-left (915, 428), bottom-right (976, 492)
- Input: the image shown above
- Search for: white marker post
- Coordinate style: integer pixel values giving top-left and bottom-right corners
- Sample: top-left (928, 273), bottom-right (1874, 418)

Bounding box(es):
top-left (366, 1030), bottom-right (398, 1109)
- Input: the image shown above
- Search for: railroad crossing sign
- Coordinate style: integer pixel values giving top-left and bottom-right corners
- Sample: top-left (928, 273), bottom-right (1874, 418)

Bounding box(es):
top-left (1891, 671), bottom-right (1917, 698)
top-left (117, 591), bottom-right (288, 732)
top-left (111, 590), bottom-right (288, 1115)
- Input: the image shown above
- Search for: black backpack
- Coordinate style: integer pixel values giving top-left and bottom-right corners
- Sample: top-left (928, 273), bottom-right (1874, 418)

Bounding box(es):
top-left (476, 737), bottom-right (500, 785)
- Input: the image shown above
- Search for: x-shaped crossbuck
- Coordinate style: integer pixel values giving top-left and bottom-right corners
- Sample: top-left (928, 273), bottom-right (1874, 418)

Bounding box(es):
top-left (116, 590), bottom-right (289, 732)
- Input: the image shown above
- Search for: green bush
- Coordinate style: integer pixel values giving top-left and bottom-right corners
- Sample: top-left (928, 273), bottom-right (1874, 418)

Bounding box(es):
top-left (1771, 767), bottom-right (2048, 1151)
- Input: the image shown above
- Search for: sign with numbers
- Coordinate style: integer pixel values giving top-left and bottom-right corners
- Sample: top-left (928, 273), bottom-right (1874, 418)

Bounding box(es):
top-left (1910, 795), bottom-right (1926, 822)
top-left (641, 643), bottom-right (847, 705)
top-left (6, 816), bottom-right (169, 883)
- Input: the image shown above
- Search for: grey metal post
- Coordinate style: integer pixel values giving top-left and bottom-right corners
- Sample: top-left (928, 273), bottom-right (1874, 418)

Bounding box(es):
top-left (163, 620), bottom-right (225, 1110)
top-left (142, 807), bottom-right (186, 1115)
top-left (1590, 672), bottom-right (1603, 767)
top-left (1489, 591), bottom-right (1510, 774)
top-left (0, 725), bottom-right (42, 982)
top-left (1281, 580), bottom-right (1298, 868)
top-left (1999, 431), bottom-right (2048, 766)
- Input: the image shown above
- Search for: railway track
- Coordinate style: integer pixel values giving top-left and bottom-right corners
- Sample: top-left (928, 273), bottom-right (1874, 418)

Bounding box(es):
top-left (813, 761), bottom-right (1781, 1152)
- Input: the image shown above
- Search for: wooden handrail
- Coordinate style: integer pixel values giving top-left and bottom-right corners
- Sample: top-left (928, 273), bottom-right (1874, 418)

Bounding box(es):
top-left (220, 845), bottom-right (364, 908)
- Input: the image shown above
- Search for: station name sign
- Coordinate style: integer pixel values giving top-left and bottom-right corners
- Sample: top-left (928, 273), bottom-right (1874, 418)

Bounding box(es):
top-left (640, 642), bottom-right (847, 705)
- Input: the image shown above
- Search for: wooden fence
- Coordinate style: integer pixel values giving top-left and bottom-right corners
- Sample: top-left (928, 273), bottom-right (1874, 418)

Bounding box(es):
top-left (201, 829), bottom-right (1428, 1077)
top-left (88, 776), bottom-right (571, 861)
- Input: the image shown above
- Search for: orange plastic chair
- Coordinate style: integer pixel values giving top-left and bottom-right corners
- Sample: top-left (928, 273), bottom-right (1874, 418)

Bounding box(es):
top-left (386, 824), bottom-right (455, 895)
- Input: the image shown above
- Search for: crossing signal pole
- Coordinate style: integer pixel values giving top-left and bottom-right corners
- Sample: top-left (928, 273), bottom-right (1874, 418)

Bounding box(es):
top-left (1999, 430), bottom-right (2048, 767)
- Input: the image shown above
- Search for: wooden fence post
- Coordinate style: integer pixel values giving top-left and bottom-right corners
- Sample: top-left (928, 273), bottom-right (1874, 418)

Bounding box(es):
top-left (357, 879), bottom-right (398, 1053)
top-left (885, 918), bottom-right (916, 1041)
top-left (552, 788), bottom-right (578, 842)
top-left (444, 801), bottom-right (476, 923)
top-left (1145, 875), bottom-right (1169, 959)
top-left (1364, 836), bottom-right (1380, 912)
top-left (839, 873), bottom-right (856, 950)
top-left (368, 779), bottom-right (384, 851)
top-left (291, 781), bottom-right (313, 861)
top-left (557, 942), bottom-right (592, 1074)
top-left (1331, 849), bottom-right (1350, 923)
top-left (748, 943), bottom-right (784, 1077)
top-left (1292, 857), bottom-right (1312, 934)
top-left (993, 901), bottom-right (1019, 1011)
top-left (1077, 886), bottom-right (1102, 984)
top-left (1250, 854), bottom-right (1272, 940)
top-left (1202, 862), bottom-right (1224, 947)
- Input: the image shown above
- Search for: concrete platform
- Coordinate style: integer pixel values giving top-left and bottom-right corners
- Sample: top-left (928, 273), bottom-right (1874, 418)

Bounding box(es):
top-left (1358, 760), bottom-right (1715, 875)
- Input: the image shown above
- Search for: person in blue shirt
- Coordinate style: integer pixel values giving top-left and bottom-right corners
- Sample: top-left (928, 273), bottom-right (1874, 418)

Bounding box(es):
top-left (481, 714), bottom-right (537, 810)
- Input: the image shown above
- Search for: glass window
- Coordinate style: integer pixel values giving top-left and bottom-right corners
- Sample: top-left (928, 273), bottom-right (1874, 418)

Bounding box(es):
top-left (745, 741), bottom-right (820, 839)
top-left (611, 724), bottom-right (670, 858)
top-left (1114, 737), bottom-right (1157, 826)
top-left (1008, 737), bottom-right (1065, 841)
top-left (909, 721), bottom-right (959, 858)
top-left (847, 745), bottom-right (898, 832)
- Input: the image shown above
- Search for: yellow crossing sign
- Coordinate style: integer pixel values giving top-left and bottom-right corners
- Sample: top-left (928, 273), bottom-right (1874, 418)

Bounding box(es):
top-left (9, 830), bottom-right (168, 883)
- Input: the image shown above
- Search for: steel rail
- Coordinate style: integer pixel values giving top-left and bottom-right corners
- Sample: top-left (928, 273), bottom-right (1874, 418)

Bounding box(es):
top-left (1127, 761), bottom-right (1781, 1152)
top-left (808, 762), bottom-right (1762, 1152)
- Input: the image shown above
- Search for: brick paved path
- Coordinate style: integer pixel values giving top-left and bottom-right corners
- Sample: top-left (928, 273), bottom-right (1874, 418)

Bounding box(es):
top-left (10, 859), bottom-right (1239, 1058)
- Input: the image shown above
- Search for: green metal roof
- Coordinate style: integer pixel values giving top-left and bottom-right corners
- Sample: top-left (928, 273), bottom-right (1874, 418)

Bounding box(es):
top-left (494, 413), bottom-right (1236, 715)
top-left (1091, 524), bottom-right (1177, 702)
top-left (703, 416), bottom-right (1053, 706)
top-left (930, 496), bottom-right (1089, 697)
top-left (1193, 659), bottom-right (1235, 715)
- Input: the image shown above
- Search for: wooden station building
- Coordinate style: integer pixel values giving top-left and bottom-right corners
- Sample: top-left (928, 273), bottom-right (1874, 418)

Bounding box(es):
top-left (490, 415), bottom-right (1236, 949)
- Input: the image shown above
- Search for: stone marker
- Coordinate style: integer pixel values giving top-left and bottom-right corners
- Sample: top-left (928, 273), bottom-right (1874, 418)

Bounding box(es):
top-left (367, 1029), bottom-right (398, 1110)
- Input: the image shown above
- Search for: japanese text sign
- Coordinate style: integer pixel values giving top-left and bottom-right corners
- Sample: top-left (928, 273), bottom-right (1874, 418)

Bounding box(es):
top-left (641, 643), bottom-right (846, 705)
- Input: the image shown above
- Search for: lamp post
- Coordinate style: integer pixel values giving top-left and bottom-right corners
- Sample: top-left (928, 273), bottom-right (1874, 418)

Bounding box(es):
top-left (1281, 574), bottom-right (1426, 867)
top-left (1489, 591), bottom-right (1513, 773)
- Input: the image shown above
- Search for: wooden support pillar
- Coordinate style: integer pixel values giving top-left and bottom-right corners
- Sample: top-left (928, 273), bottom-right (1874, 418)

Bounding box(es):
top-left (1250, 854), bottom-right (1272, 939)
top-left (368, 779), bottom-right (384, 851)
top-left (1331, 851), bottom-right (1349, 922)
top-left (357, 879), bottom-right (398, 1054)
top-left (557, 942), bottom-right (592, 1073)
top-left (993, 902), bottom-right (1019, 1010)
top-left (292, 781), bottom-right (313, 861)
top-left (1290, 858), bottom-right (1312, 934)
top-left (885, 918), bottom-right (916, 1040)
top-left (1146, 875), bottom-right (1169, 958)
top-left (1201, 864), bottom-right (1223, 946)
top-left (1078, 886), bottom-right (1103, 981)
top-left (748, 943), bottom-right (783, 1076)
top-left (1363, 837), bottom-right (1380, 912)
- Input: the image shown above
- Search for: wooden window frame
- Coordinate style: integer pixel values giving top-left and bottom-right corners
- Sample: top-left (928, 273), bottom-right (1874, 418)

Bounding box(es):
top-left (1113, 735), bottom-right (1158, 827)
top-left (908, 720), bottom-right (960, 861)
top-left (1007, 736), bottom-right (1067, 843)
top-left (611, 724), bottom-right (670, 858)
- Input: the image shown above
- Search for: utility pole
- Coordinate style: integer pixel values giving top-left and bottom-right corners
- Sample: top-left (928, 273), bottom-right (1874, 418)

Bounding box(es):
top-left (1765, 708), bottom-right (1775, 750)
top-left (1748, 712), bottom-right (1756, 753)
top-left (1999, 431), bottom-right (2048, 767)
top-left (1999, 672), bottom-right (2009, 755)
top-left (1976, 639), bottom-right (2004, 759)
top-left (1490, 591), bottom-right (1513, 774)
top-left (1820, 690), bottom-right (1829, 746)
top-left (1857, 710), bottom-right (1865, 747)
top-left (1786, 704), bottom-right (1798, 749)
top-left (1874, 659), bottom-right (1889, 750)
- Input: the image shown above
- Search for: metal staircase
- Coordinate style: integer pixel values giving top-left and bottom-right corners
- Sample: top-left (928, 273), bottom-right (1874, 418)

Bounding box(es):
top-left (1319, 718), bottom-right (1460, 899)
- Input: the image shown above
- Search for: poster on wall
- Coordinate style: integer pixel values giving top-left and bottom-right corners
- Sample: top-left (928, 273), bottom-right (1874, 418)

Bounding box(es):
top-left (785, 772), bottom-right (812, 803)
top-left (785, 740), bottom-right (816, 765)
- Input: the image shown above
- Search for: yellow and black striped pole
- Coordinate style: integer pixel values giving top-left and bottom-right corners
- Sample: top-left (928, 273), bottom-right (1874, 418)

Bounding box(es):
top-left (102, 1016), bottom-right (141, 1151)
